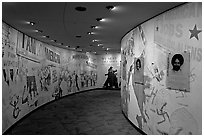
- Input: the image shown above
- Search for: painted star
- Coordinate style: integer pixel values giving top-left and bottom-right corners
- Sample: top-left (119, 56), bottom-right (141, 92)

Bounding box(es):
top-left (189, 25), bottom-right (202, 40)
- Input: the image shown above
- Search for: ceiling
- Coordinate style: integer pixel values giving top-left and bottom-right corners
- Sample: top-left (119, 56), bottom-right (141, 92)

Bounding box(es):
top-left (2, 2), bottom-right (185, 55)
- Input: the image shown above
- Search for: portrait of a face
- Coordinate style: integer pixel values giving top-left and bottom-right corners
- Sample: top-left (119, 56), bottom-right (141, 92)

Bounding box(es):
top-left (171, 54), bottom-right (184, 71)
top-left (136, 59), bottom-right (141, 71)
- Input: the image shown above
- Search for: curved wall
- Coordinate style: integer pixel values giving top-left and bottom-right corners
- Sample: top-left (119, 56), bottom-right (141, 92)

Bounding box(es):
top-left (2, 22), bottom-right (98, 133)
top-left (120, 2), bottom-right (202, 135)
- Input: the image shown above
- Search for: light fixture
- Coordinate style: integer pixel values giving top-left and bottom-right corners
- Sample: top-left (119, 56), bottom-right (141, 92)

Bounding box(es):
top-left (98, 44), bottom-right (103, 46)
top-left (76, 35), bottom-right (82, 38)
top-left (96, 18), bottom-right (104, 22)
top-left (28, 21), bottom-right (35, 26)
top-left (34, 29), bottom-right (42, 33)
top-left (57, 43), bottom-right (62, 45)
top-left (91, 26), bottom-right (99, 29)
top-left (50, 39), bottom-right (56, 42)
top-left (75, 6), bottom-right (87, 11)
top-left (92, 39), bottom-right (99, 42)
top-left (87, 32), bottom-right (94, 35)
top-left (106, 48), bottom-right (109, 50)
top-left (106, 5), bottom-right (115, 11)
top-left (42, 35), bottom-right (49, 38)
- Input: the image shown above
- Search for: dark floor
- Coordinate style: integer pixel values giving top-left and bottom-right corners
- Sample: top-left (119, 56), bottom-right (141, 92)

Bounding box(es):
top-left (5, 89), bottom-right (143, 135)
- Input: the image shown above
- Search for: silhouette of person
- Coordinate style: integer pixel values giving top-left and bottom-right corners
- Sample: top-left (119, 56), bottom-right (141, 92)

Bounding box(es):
top-left (171, 54), bottom-right (184, 72)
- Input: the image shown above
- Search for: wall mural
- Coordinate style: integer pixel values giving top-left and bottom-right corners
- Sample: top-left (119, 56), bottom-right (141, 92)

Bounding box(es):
top-left (121, 2), bottom-right (201, 135)
top-left (2, 23), bottom-right (98, 133)
top-left (97, 54), bottom-right (121, 88)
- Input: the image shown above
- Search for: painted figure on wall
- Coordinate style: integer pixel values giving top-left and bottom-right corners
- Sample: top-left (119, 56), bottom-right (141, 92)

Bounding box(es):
top-left (72, 71), bottom-right (80, 91)
top-left (22, 76), bottom-right (38, 107)
top-left (38, 66), bottom-right (51, 92)
top-left (132, 56), bottom-right (147, 124)
top-left (9, 94), bottom-right (21, 119)
top-left (103, 66), bottom-right (118, 89)
top-left (122, 57), bottom-right (127, 81)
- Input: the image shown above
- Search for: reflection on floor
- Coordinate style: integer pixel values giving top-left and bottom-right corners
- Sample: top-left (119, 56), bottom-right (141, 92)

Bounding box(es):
top-left (5, 89), bottom-right (143, 135)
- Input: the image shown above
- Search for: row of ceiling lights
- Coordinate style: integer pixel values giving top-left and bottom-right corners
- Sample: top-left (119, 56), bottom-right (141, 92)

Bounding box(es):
top-left (86, 5), bottom-right (116, 53)
top-left (27, 21), bottom-right (70, 48)
top-left (25, 5), bottom-right (116, 54)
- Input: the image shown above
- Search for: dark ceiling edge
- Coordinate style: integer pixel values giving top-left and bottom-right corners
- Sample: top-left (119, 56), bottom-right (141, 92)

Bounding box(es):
top-left (2, 20), bottom-right (82, 53)
top-left (120, 2), bottom-right (187, 46)
top-left (2, 21), bottom-right (117, 55)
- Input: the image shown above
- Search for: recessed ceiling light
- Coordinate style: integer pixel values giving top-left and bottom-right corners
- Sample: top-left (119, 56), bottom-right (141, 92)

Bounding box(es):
top-left (76, 35), bottom-right (82, 38)
top-left (28, 21), bottom-right (35, 26)
top-left (98, 44), bottom-right (103, 46)
top-left (92, 39), bottom-right (99, 42)
top-left (56, 43), bottom-right (62, 45)
top-left (96, 18), bottom-right (104, 21)
top-left (50, 39), bottom-right (56, 42)
top-left (75, 6), bottom-right (87, 11)
top-left (91, 26), bottom-right (99, 29)
top-left (106, 48), bottom-right (109, 50)
top-left (34, 29), bottom-right (42, 33)
top-left (106, 5), bottom-right (115, 11)
top-left (42, 35), bottom-right (49, 38)
top-left (87, 32), bottom-right (94, 35)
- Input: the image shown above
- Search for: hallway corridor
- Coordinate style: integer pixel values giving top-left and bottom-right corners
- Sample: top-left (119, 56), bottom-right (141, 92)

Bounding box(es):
top-left (5, 89), bottom-right (143, 135)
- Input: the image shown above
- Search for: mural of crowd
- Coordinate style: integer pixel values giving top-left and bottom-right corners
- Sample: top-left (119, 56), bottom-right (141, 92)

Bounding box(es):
top-left (2, 22), bottom-right (98, 133)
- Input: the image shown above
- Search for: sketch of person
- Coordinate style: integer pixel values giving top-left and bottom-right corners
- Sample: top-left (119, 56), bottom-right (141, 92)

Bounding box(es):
top-left (72, 71), bottom-right (79, 91)
top-left (171, 54), bottom-right (184, 72)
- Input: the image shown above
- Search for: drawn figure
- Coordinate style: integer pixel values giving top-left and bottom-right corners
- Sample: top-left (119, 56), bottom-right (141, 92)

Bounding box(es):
top-left (93, 73), bottom-right (97, 86)
top-left (131, 57), bottom-right (146, 123)
top-left (122, 57), bottom-right (127, 81)
top-left (171, 54), bottom-right (184, 72)
top-left (127, 37), bottom-right (134, 56)
top-left (72, 71), bottom-right (80, 91)
top-left (52, 84), bottom-right (62, 100)
top-left (121, 85), bottom-right (128, 117)
top-left (39, 66), bottom-right (51, 91)
top-left (27, 76), bottom-right (38, 100)
top-left (10, 95), bottom-right (21, 119)
top-left (10, 69), bottom-right (14, 82)
top-left (22, 76), bottom-right (38, 107)
top-left (80, 73), bottom-right (85, 88)
top-left (3, 69), bottom-right (9, 86)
